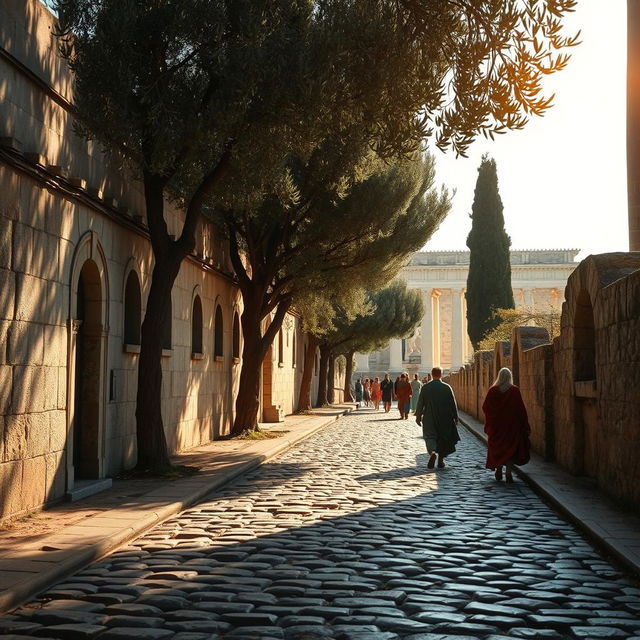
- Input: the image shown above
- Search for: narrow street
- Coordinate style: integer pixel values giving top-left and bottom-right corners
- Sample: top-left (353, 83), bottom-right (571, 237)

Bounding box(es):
top-left (4, 409), bottom-right (640, 640)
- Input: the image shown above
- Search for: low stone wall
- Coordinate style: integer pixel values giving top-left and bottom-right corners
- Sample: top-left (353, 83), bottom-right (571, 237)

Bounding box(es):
top-left (446, 253), bottom-right (640, 512)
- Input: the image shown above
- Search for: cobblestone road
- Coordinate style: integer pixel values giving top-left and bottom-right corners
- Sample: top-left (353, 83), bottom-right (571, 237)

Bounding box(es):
top-left (4, 409), bottom-right (640, 640)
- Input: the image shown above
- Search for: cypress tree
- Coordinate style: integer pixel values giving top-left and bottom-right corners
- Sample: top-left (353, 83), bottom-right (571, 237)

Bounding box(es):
top-left (466, 155), bottom-right (515, 350)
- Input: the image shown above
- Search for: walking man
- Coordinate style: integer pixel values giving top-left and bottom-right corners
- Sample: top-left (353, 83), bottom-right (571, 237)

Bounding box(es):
top-left (415, 367), bottom-right (460, 469)
top-left (380, 373), bottom-right (394, 413)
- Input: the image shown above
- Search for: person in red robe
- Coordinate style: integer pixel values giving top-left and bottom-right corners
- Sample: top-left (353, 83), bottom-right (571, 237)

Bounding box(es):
top-left (395, 373), bottom-right (413, 420)
top-left (482, 367), bottom-right (531, 483)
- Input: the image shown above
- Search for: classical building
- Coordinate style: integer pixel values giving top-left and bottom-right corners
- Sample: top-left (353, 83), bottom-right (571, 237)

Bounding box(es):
top-left (0, 0), bottom-right (332, 519)
top-left (358, 249), bottom-right (579, 375)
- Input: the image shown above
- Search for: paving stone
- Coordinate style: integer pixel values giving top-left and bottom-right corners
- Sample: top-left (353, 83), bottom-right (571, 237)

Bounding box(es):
top-left (20, 611), bottom-right (107, 627)
top-left (570, 627), bottom-right (628, 638)
top-left (4, 414), bottom-right (639, 640)
top-left (283, 624), bottom-right (334, 637)
top-left (0, 621), bottom-right (44, 634)
top-left (31, 624), bottom-right (106, 639)
top-left (225, 626), bottom-right (284, 638)
top-left (104, 615), bottom-right (165, 628)
top-left (102, 604), bottom-right (164, 617)
top-left (97, 629), bottom-right (175, 640)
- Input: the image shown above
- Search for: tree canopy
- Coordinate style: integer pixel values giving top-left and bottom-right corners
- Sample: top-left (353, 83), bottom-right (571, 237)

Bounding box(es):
top-left (53, 0), bottom-right (579, 462)
top-left (466, 155), bottom-right (516, 350)
top-left (478, 307), bottom-right (561, 351)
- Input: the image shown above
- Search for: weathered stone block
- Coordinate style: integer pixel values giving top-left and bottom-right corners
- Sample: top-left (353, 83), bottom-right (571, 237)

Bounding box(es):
top-left (0, 364), bottom-right (11, 414)
top-left (49, 409), bottom-right (68, 453)
top-left (57, 366), bottom-right (67, 409)
top-left (24, 410), bottom-right (50, 458)
top-left (0, 217), bottom-right (12, 269)
top-left (7, 320), bottom-right (44, 365)
top-left (0, 268), bottom-right (15, 320)
top-left (11, 364), bottom-right (45, 413)
top-left (0, 459), bottom-right (24, 518)
top-left (22, 454), bottom-right (47, 509)
top-left (3, 413), bottom-right (27, 461)
top-left (43, 365), bottom-right (59, 411)
top-left (45, 450), bottom-right (66, 501)
top-left (15, 272), bottom-right (47, 323)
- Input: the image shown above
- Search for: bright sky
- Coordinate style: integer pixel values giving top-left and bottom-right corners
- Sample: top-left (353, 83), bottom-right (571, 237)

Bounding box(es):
top-left (426, 2), bottom-right (628, 260)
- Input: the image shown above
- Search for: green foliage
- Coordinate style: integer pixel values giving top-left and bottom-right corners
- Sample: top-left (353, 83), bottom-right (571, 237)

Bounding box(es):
top-left (466, 155), bottom-right (516, 349)
top-left (324, 280), bottom-right (425, 356)
top-left (478, 307), bottom-right (561, 352)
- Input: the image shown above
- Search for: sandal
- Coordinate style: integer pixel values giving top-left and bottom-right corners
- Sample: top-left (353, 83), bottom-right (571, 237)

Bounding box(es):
top-left (494, 467), bottom-right (503, 482)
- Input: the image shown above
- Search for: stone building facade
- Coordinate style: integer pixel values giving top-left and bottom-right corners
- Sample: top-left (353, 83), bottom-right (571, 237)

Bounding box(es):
top-left (359, 249), bottom-right (578, 375)
top-left (0, 0), bottom-right (334, 519)
top-left (446, 253), bottom-right (640, 513)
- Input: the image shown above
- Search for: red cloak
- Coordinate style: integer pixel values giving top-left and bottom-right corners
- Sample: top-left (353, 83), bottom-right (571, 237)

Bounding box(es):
top-left (482, 384), bottom-right (531, 469)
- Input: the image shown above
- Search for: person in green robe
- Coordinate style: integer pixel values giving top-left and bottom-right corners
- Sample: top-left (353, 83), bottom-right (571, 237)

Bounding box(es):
top-left (415, 367), bottom-right (460, 469)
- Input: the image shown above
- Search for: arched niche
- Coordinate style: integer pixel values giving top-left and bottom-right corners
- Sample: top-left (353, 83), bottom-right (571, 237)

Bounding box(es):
top-left (67, 231), bottom-right (110, 489)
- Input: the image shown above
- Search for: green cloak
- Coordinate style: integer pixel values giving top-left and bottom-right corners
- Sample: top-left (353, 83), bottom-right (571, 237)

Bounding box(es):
top-left (415, 379), bottom-right (460, 457)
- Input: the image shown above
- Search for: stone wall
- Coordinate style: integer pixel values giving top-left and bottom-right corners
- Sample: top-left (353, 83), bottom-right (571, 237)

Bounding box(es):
top-left (446, 253), bottom-right (640, 512)
top-left (0, 0), bottom-right (324, 519)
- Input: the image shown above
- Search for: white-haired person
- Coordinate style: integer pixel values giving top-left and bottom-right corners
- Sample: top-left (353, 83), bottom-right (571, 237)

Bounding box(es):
top-left (482, 367), bottom-right (531, 483)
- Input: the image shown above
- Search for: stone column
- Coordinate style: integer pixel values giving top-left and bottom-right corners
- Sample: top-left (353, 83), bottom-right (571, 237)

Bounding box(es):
top-left (389, 338), bottom-right (403, 371)
top-left (432, 290), bottom-right (441, 368)
top-left (451, 288), bottom-right (464, 369)
top-left (421, 290), bottom-right (433, 370)
top-left (525, 288), bottom-right (535, 310)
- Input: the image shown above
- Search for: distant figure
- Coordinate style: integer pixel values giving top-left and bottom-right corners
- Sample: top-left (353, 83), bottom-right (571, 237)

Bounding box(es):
top-left (410, 374), bottom-right (422, 413)
top-left (395, 373), bottom-right (413, 420)
top-left (363, 378), bottom-right (372, 408)
top-left (354, 378), bottom-right (363, 408)
top-left (482, 367), bottom-right (531, 483)
top-left (422, 373), bottom-right (431, 384)
top-left (415, 367), bottom-right (460, 469)
top-left (380, 373), bottom-right (394, 412)
top-left (371, 377), bottom-right (382, 410)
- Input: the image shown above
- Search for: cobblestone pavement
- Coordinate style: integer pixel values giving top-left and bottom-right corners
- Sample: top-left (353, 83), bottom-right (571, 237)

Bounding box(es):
top-left (3, 409), bottom-right (640, 640)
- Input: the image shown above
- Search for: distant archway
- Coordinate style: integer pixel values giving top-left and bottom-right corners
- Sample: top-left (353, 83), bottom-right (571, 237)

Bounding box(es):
top-left (192, 294), bottom-right (203, 355)
top-left (214, 305), bottom-right (224, 358)
top-left (123, 270), bottom-right (141, 346)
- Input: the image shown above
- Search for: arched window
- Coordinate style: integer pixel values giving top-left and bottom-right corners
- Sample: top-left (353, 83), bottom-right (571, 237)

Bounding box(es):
top-left (123, 270), bottom-right (141, 345)
top-left (278, 329), bottom-right (284, 365)
top-left (163, 298), bottom-right (172, 350)
top-left (214, 305), bottom-right (224, 358)
top-left (292, 331), bottom-right (297, 367)
top-left (232, 312), bottom-right (240, 359)
top-left (192, 295), bottom-right (203, 355)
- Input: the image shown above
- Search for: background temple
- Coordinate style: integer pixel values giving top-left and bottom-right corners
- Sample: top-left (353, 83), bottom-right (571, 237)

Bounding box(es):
top-left (358, 249), bottom-right (579, 375)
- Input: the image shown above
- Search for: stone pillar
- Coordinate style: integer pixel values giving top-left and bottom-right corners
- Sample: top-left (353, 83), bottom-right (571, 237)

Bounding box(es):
top-left (451, 288), bottom-right (464, 370)
top-left (421, 290), bottom-right (433, 370)
top-left (525, 288), bottom-right (535, 310)
top-left (629, 0), bottom-right (640, 250)
top-left (389, 338), bottom-right (403, 371)
top-left (355, 352), bottom-right (369, 373)
top-left (432, 290), bottom-right (441, 368)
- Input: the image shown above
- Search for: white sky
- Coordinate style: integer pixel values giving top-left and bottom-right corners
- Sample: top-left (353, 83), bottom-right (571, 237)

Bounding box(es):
top-left (425, 2), bottom-right (628, 260)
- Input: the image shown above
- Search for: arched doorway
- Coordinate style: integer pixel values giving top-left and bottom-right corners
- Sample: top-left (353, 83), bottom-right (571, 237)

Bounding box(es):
top-left (67, 232), bottom-right (109, 493)
top-left (74, 261), bottom-right (103, 479)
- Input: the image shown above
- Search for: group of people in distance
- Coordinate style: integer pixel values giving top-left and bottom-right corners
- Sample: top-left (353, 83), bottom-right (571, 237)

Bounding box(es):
top-left (354, 366), bottom-right (530, 481)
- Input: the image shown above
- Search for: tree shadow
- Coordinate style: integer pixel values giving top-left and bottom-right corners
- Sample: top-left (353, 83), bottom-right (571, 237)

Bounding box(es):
top-left (7, 453), bottom-right (639, 639)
